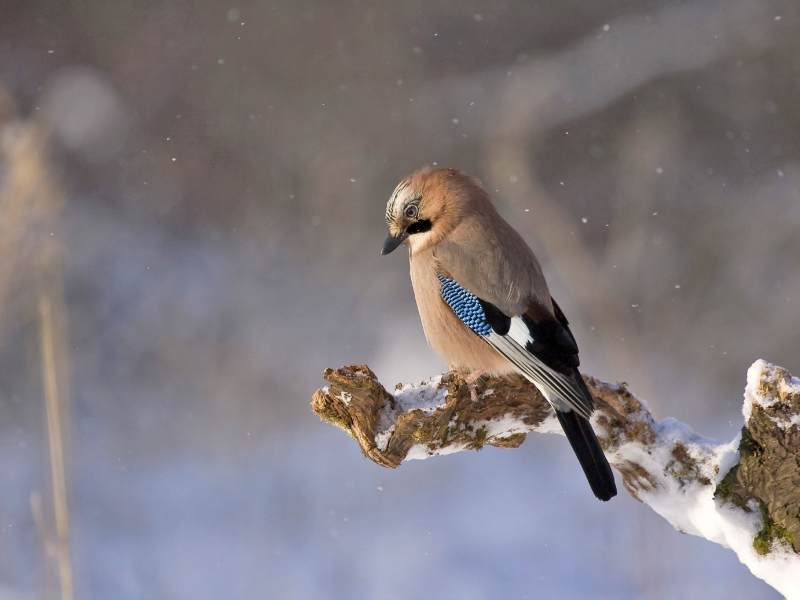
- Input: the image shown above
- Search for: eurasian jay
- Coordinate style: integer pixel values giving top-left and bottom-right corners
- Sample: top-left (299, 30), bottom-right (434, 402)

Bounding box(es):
top-left (381, 166), bottom-right (617, 501)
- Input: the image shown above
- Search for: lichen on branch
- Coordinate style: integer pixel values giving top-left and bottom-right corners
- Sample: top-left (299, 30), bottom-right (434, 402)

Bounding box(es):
top-left (311, 360), bottom-right (800, 597)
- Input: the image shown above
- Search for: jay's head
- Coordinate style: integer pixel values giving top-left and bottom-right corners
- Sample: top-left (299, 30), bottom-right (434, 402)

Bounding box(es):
top-left (381, 166), bottom-right (486, 256)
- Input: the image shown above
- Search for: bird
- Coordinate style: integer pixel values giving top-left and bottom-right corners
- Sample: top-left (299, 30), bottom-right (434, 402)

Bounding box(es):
top-left (381, 166), bottom-right (617, 501)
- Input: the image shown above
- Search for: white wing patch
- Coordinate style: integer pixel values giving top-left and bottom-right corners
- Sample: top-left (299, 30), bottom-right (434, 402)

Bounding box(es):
top-left (507, 316), bottom-right (533, 346)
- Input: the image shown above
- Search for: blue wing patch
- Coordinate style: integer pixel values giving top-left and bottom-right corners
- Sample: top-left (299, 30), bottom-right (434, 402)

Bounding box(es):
top-left (437, 274), bottom-right (492, 336)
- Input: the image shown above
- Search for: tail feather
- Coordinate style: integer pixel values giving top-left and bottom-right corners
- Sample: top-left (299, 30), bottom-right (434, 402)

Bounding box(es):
top-left (555, 408), bottom-right (617, 501)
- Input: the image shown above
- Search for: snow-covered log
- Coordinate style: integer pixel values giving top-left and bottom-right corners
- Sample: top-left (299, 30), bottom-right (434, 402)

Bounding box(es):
top-left (311, 360), bottom-right (800, 597)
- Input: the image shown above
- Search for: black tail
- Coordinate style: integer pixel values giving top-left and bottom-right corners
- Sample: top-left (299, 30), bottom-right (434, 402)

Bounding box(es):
top-left (555, 409), bottom-right (617, 501)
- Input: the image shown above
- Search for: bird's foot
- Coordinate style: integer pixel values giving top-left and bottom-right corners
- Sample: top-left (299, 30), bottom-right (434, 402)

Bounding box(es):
top-left (465, 369), bottom-right (487, 402)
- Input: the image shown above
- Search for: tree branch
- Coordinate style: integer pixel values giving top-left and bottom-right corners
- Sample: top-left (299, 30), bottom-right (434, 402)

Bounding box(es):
top-left (311, 360), bottom-right (800, 596)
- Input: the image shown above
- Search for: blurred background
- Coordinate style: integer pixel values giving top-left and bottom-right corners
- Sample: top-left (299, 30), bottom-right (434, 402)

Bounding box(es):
top-left (0, 0), bottom-right (798, 598)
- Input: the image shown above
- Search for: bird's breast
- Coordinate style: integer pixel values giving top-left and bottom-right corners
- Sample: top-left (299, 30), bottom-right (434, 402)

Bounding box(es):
top-left (409, 250), bottom-right (513, 375)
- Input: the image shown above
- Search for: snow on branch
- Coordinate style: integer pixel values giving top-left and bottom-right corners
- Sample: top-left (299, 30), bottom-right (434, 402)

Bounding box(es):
top-left (311, 360), bottom-right (800, 597)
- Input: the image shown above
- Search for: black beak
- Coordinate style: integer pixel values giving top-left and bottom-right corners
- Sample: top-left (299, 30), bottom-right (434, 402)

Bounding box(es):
top-left (381, 231), bottom-right (408, 255)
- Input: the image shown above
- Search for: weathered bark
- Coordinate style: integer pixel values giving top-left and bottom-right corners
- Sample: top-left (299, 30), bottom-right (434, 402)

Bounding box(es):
top-left (311, 360), bottom-right (800, 597)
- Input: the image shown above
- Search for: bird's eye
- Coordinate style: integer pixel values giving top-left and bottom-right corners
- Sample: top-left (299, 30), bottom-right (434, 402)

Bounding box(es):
top-left (404, 204), bottom-right (418, 219)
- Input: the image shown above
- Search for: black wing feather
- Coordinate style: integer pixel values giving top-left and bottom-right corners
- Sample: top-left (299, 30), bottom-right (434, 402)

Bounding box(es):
top-left (521, 298), bottom-right (580, 373)
top-left (443, 283), bottom-right (617, 500)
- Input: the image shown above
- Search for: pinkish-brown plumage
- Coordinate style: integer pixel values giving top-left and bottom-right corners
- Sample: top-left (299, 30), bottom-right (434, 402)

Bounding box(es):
top-left (382, 166), bottom-right (617, 501)
top-left (386, 167), bottom-right (552, 374)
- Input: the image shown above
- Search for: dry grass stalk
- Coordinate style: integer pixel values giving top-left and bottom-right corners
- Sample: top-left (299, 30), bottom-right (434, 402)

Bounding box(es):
top-left (0, 90), bottom-right (73, 600)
